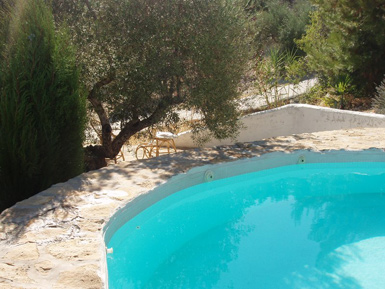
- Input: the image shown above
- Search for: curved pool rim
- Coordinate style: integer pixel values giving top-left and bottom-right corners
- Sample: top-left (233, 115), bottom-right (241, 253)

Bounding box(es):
top-left (103, 149), bottom-right (385, 286)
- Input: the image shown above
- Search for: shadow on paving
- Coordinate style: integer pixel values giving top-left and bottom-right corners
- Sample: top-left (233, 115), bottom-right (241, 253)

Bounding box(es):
top-left (0, 135), bottom-right (344, 243)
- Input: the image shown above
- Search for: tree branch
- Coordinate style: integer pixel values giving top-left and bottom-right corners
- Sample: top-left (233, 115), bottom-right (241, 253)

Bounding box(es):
top-left (111, 95), bottom-right (184, 153)
top-left (87, 76), bottom-right (185, 159)
top-left (87, 77), bottom-right (114, 155)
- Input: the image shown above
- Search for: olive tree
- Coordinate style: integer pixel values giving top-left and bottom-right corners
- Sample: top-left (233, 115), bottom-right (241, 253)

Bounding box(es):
top-left (53, 0), bottom-right (251, 170)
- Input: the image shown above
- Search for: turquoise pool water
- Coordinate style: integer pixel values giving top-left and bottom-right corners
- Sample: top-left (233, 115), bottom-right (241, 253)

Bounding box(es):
top-left (107, 162), bottom-right (385, 289)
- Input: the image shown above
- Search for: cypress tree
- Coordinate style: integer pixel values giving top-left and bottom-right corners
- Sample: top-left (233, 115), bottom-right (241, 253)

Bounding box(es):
top-left (0, 0), bottom-right (86, 211)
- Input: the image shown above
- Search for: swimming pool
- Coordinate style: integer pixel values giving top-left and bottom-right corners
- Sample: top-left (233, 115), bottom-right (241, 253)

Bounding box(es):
top-left (104, 151), bottom-right (385, 289)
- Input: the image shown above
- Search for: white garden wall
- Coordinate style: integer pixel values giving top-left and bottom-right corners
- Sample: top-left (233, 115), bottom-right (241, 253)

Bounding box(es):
top-left (174, 104), bottom-right (385, 148)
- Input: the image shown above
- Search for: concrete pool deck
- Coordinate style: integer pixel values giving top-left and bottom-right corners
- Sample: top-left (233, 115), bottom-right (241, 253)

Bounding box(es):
top-left (1, 127), bottom-right (385, 288)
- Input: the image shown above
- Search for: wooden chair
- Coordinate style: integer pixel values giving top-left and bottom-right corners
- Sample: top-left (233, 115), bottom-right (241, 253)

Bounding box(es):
top-left (135, 131), bottom-right (177, 160)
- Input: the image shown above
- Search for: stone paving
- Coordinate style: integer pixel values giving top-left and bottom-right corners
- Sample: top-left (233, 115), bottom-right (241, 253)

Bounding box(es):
top-left (1, 127), bottom-right (385, 289)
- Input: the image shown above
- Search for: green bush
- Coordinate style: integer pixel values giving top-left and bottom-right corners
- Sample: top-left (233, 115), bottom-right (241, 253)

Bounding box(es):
top-left (255, 49), bottom-right (303, 108)
top-left (245, 0), bottom-right (312, 55)
top-left (0, 0), bottom-right (86, 211)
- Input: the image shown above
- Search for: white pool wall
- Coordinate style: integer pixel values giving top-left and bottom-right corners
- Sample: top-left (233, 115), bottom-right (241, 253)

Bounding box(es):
top-left (103, 149), bottom-right (385, 245)
top-left (174, 104), bottom-right (385, 148)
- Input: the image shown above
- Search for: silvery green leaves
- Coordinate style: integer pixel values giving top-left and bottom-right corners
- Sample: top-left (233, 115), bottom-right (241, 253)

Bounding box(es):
top-left (52, 0), bottom-right (251, 167)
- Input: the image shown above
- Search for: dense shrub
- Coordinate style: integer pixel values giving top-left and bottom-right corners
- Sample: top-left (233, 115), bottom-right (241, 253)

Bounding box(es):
top-left (245, 0), bottom-right (312, 55)
top-left (0, 0), bottom-right (86, 211)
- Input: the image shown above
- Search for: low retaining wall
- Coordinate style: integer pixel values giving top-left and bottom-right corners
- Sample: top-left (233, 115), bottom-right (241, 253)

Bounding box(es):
top-left (174, 104), bottom-right (385, 148)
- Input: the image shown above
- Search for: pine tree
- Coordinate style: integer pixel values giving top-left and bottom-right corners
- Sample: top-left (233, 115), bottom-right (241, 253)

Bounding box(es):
top-left (298, 0), bottom-right (385, 95)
